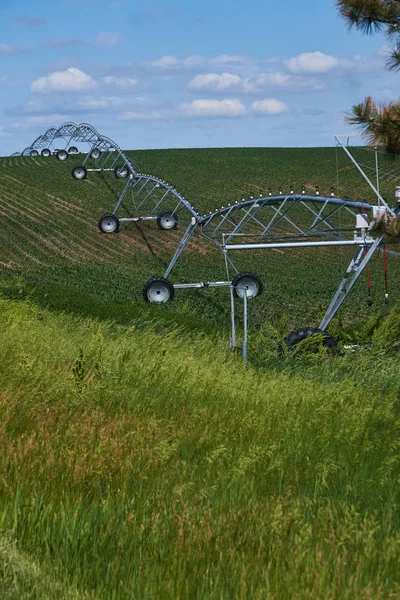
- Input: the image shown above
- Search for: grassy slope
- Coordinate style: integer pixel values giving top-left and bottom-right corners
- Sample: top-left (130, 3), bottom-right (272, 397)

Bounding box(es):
top-left (1, 149), bottom-right (400, 597)
top-left (1, 297), bottom-right (400, 598)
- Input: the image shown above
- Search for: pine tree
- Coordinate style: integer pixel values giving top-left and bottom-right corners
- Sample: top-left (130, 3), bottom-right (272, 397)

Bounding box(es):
top-left (336, 0), bottom-right (400, 152)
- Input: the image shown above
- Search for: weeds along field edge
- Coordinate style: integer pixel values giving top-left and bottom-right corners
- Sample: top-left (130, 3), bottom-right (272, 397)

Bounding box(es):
top-left (1, 296), bottom-right (400, 598)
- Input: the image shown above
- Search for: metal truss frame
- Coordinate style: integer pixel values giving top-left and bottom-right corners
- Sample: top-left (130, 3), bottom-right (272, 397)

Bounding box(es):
top-left (19, 122), bottom-right (97, 156)
top-left (161, 194), bottom-right (379, 275)
top-left (14, 123), bottom-right (399, 332)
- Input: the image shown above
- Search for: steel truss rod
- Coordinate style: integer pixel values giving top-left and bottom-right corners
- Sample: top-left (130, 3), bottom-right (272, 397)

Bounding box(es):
top-left (163, 221), bottom-right (198, 278)
top-left (119, 216), bottom-right (156, 223)
top-left (207, 206), bottom-right (238, 238)
top-left (260, 197), bottom-right (307, 239)
top-left (173, 280), bottom-right (231, 289)
top-left (136, 181), bottom-right (161, 209)
top-left (308, 201), bottom-right (357, 232)
top-left (200, 195), bottom-right (375, 235)
top-left (335, 137), bottom-right (394, 216)
top-left (150, 188), bottom-right (173, 213)
top-left (112, 179), bottom-right (133, 213)
top-left (224, 239), bottom-right (372, 251)
top-left (127, 175), bottom-right (199, 219)
top-left (318, 235), bottom-right (383, 331)
top-left (216, 203), bottom-right (259, 243)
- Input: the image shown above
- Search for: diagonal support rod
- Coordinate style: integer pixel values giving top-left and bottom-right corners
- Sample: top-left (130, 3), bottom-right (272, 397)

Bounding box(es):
top-left (318, 235), bottom-right (383, 331)
top-left (163, 220), bottom-right (197, 278)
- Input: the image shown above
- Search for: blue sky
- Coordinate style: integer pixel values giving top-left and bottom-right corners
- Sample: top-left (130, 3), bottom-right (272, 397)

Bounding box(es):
top-left (0, 0), bottom-right (398, 155)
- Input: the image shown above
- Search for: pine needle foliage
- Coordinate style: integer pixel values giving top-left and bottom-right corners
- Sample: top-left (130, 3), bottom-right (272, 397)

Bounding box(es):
top-left (336, 0), bottom-right (400, 67)
top-left (346, 96), bottom-right (400, 154)
top-left (336, 1), bottom-right (400, 152)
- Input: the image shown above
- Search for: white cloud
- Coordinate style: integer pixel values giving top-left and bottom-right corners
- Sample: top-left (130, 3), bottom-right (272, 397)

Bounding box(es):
top-left (77, 96), bottom-right (126, 110)
top-left (285, 51), bottom-right (339, 74)
top-left (183, 55), bottom-right (206, 67)
top-left (17, 16), bottom-right (47, 26)
top-left (152, 55), bottom-right (180, 69)
top-left (211, 55), bottom-right (251, 65)
top-left (30, 67), bottom-right (97, 94)
top-left (0, 43), bottom-right (23, 55)
top-left (187, 70), bottom-right (324, 95)
top-left (102, 76), bottom-right (138, 88)
top-left (376, 45), bottom-right (392, 58)
top-left (180, 98), bottom-right (246, 117)
top-left (249, 72), bottom-right (326, 93)
top-left (0, 128), bottom-right (9, 137)
top-left (245, 72), bottom-right (291, 91)
top-left (121, 109), bottom-right (172, 120)
top-left (150, 55), bottom-right (224, 70)
top-left (251, 99), bottom-right (288, 115)
top-left (42, 38), bottom-right (84, 48)
top-left (94, 32), bottom-right (120, 48)
top-left (11, 114), bottom-right (73, 131)
top-left (188, 73), bottom-right (242, 92)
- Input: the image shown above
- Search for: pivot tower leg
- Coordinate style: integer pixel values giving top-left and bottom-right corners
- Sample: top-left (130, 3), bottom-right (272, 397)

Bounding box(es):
top-left (319, 235), bottom-right (383, 331)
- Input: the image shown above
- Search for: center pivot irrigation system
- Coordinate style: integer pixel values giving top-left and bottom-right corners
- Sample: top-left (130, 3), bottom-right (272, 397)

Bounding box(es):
top-left (18, 123), bottom-right (400, 353)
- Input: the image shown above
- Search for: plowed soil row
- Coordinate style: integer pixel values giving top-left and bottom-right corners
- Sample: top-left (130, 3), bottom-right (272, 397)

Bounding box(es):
top-left (0, 194), bottom-right (145, 264)
top-left (0, 187), bottom-right (145, 261)
top-left (0, 202), bottom-right (88, 263)
top-left (0, 185), bottom-right (202, 268)
top-left (0, 168), bottom-right (212, 259)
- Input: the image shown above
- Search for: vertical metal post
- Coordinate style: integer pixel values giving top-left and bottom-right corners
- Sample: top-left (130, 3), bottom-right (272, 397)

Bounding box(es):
top-left (375, 147), bottom-right (380, 206)
top-left (230, 286), bottom-right (236, 350)
top-left (243, 290), bottom-right (248, 360)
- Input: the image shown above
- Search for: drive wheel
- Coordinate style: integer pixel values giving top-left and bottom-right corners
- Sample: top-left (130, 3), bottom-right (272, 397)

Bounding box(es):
top-left (157, 211), bottom-right (178, 230)
top-left (90, 148), bottom-right (101, 159)
top-left (56, 149), bottom-right (69, 161)
top-left (69, 146), bottom-right (78, 154)
top-left (232, 272), bottom-right (263, 299)
top-left (30, 150), bottom-right (39, 157)
top-left (98, 213), bottom-right (120, 234)
top-left (143, 277), bottom-right (174, 303)
top-left (114, 164), bottom-right (129, 178)
top-left (72, 166), bottom-right (87, 180)
top-left (283, 328), bottom-right (338, 352)
top-left (41, 148), bottom-right (51, 157)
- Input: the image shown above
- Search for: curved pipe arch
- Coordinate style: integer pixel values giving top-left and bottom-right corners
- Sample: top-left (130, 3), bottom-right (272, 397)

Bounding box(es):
top-left (196, 193), bottom-right (382, 255)
top-left (200, 194), bottom-right (375, 226)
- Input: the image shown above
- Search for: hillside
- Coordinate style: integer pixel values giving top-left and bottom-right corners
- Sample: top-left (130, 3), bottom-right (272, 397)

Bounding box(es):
top-left (1, 296), bottom-right (400, 599)
top-left (1, 147), bottom-right (400, 331)
top-left (1, 148), bottom-right (400, 598)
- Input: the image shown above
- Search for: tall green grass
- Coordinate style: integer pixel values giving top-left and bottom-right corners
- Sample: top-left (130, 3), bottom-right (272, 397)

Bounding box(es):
top-left (1, 296), bottom-right (400, 598)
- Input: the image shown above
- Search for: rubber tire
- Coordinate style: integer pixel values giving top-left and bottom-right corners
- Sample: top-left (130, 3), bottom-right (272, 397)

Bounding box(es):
top-left (232, 272), bottom-right (263, 299)
top-left (114, 164), bottom-right (129, 179)
top-left (157, 211), bottom-right (178, 230)
top-left (68, 146), bottom-right (78, 154)
top-left (143, 277), bottom-right (174, 303)
top-left (98, 214), bottom-right (120, 234)
top-left (283, 327), bottom-right (338, 351)
top-left (90, 148), bottom-right (101, 160)
top-left (72, 166), bottom-right (87, 180)
top-left (56, 150), bottom-right (69, 161)
top-left (30, 150), bottom-right (39, 157)
top-left (41, 148), bottom-right (51, 157)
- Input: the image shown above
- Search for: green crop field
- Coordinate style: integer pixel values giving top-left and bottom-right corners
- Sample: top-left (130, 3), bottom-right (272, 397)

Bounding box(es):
top-left (1, 147), bottom-right (400, 330)
top-left (1, 147), bottom-right (400, 598)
